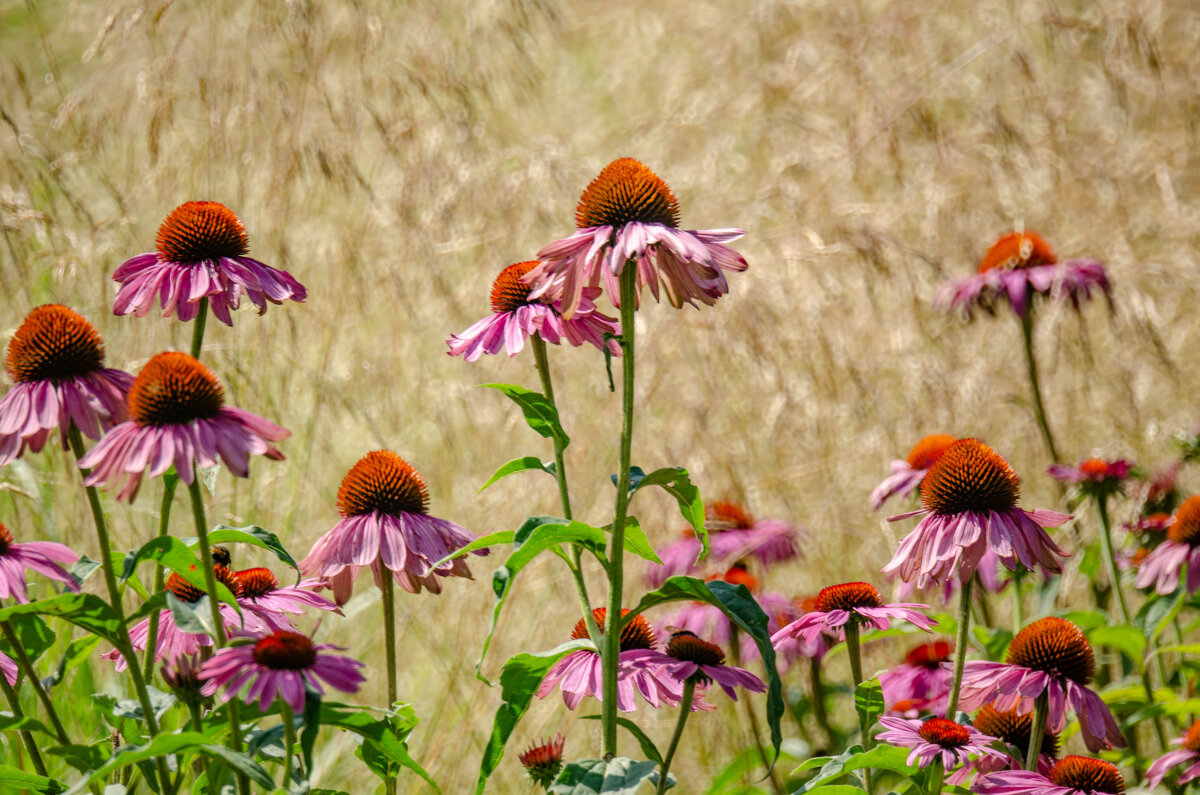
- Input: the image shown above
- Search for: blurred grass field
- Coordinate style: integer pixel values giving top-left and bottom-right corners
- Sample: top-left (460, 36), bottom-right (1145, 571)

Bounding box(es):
top-left (2, 0), bottom-right (1199, 791)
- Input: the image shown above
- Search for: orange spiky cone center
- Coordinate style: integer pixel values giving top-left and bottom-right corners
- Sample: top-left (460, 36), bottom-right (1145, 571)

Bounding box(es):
top-left (917, 718), bottom-right (971, 748)
top-left (1182, 719), bottom-right (1200, 753)
top-left (904, 641), bottom-right (953, 668)
top-left (709, 563), bottom-right (758, 592)
top-left (489, 261), bottom-right (539, 313)
top-left (575, 158), bottom-right (680, 229)
top-left (1007, 617), bottom-right (1094, 685)
top-left (128, 352), bottom-right (224, 426)
top-left (570, 608), bottom-right (655, 651)
top-left (165, 564), bottom-right (237, 603)
top-left (7, 304), bottom-right (105, 383)
top-left (156, 201), bottom-right (249, 262)
top-left (921, 438), bottom-right (1020, 515)
top-left (234, 567), bottom-right (279, 598)
top-left (1048, 756), bottom-right (1124, 794)
top-left (905, 435), bottom-right (957, 470)
top-left (1168, 497), bottom-right (1200, 547)
top-left (978, 231), bottom-right (1057, 273)
top-left (519, 734), bottom-right (565, 786)
top-left (814, 582), bottom-right (884, 613)
top-left (974, 704), bottom-right (1059, 757)
top-left (252, 630), bottom-right (317, 670)
top-left (337, 450), bottom-right (429, 517)
top-left (666, 631), bottom-right (726, 666)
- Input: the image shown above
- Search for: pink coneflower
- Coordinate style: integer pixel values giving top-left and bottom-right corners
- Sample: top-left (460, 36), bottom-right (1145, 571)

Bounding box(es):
top-left (880, 641), bottom-right (953, 717)
top-left (0, 522), bottom-right (79, 604)
top-left (113, 201), bottom-right (306, 325)
top-left (160, 654), bottom-right (206, 704)
top-left (447, 261), bottom-right (621, 361)
top-left (771, 582), bottom-right (935, 656)
top-left (1135, 496), bottom-right (1200, 594)
top-left (936, 231), bottom-right (1111, 320)
top-left (769, 595), bottom-right (838, 665)
top-left (946, 703), bottom-right (1058, 785)
top-left (876, 715), bottom-right (1006, 770)
top-left (645, 501), bottom-right (802, 586)
top-left (199, 629), bottom-right (365, 713)
top-left (870, 434), bottom-right (957, 511)
top-left (0, 305), bottom-right (133, 465)
top-left (77, 352), bottom-right (289, 501)
top-left (957, 617), bottom-right (1123, 752)
top-left (299, 450), bottom-right (486, 604)
top-left (1047, 458), bottom-right (1133, 497)
top-left (1146, 719), bottom-right (1200, 789)
top-left (975, 755), bottom-right (1126, 795)
top-left (0, 651), bottom-right (16, 686)
top-left (524, 158), bottom-right (748, 317)
top-left (233, 567), bottom-right (342, 631)
top-left (883, 439), bottom-right (1072, 588)
top-left (537, 609), bottom-right (679, 712)
top-left (519, 733), bottom-right (565, 789)
top-left (662, 631), bottom-right (765, 702)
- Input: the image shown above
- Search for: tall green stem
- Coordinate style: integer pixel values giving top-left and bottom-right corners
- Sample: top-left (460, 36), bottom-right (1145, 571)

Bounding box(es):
top-left (927, 758), bottom-right (944, 795)
top-left (380, 562), bottom-right (398, 795)
top-left (0, 672), bottom-right (47, 776)
top-left (1019, 310), bottom-right (1060, 464)
top-left (0, 620), bottom-right (70, 746)
top-left (1011, 571), bottom-right (1024, 634)
top-left (1025, 692), bottom-right (1048, 771)
top-left (143, 478), bottom-right (178, 681)
top-left (68, 426), bottom-right (171, 793)
top-left (282, 702), bottom-right (296, 788)
top-left (809, 656), bottom-right (836, 748)
top-left (655, 679), bottom-right (694, 795)
top-left (601, 268), bottom-right (637, 757)
top-left (946, 578), bottom-right (974, 717)
top-left (190, 297), bottom-right (209, 359)
top-left (845, 622), bottom-right (872, 794)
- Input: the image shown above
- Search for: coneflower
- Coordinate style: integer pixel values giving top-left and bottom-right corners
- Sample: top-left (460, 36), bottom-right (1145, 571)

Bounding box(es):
top-left (1136, 495), bottom-right (1200, 594)
top-left (975, 755), bottom-right (1126, 795)
top-left (1146, 719), bottom-right (1200, 788)
top-left (870, 434), bottom-right (957, 511)
top-left (519, 734), bottom-right (565, 789)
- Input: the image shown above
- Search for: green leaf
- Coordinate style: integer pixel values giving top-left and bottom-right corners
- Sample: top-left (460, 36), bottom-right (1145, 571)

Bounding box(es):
top-left (69, 555), bottom-right (102, 587)
top-left (477, 640), bottom-right (594, 794)
top-left (804, 788), bottom-right (868, 794)
top-left (482, 383), bottom-right (570, 450)
top-left (300, 690), bottom-right (322, 775)
top-left (0, 613), bottom-right (56, 664)
top-left (167, 592), bottom-right (221, 638)
top-left (45, 743), bottom-right (106, 774)
top-left (798, 745), bottom-right (918, 791)
top-left (120, 536), bottom-right (239, 611)
top-left (625, 577), bottom-right (783, 763)
top-left (1136, 588), bottom-right (1184, 642)
top-left (612, 517), bottom-right (662, 566)
top-left (0, 593), bottom-right (122, 645)
top-left (0, 714), bottom-right (52, 735)
top-left (1088, 624), bottom-right (1146, 662)
top-left (0, 766), bottom-right (64, 794)
top-left (318, 701), bottom-right (439, 793)
top-left (616, 467), bottom-right (706, 562)
top-left (579, 715), bottom-right (663, 763)
top-left (549, 758), bottom-right (664, 794)
top-left (478, 456), bottom-right (554, 493)
top-left (971, 625), bottom-right (1012, 662)
top-left (853, 679), bottom-right (884, 736)
top-left (65, 731), bottom-right (275, 794)
top-left (428, 530), bottom-right (513, 571)
top-left (208, 524), bottom-right (300, 572)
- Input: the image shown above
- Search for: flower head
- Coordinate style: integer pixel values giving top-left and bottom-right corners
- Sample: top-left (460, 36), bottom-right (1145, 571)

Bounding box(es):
top-left (0, 650), bottom-right (16, 686)
top-left (1146, 719), bottom-right (1200, 789)
top-left (876, 715), bottom-right (1006, 770)
top-left (0, 522), bottom-right (80, 604)
top-left (870, 434), bottom-right (957, 511)
top-left (524, 158), bottom-right (748, 316)
top-left (519, 734), bottom-right (565, 789)
top-left (0, 305), bottom-right (134, 465)
top-left (199, 629), bottom-right (365, 713)
top-left (883, 439), bottom-right (1071, 588)
top-left (300, 450), bottom-right (487, 604)
top-left (662, 631), bottom-right (765, 701)
top-left (77, 352), bottom-right (289, 500)
top-left (879, 641), bottom-right (953, 717)
top-left (958, 617), bottom-right (1123, 752)
top-left (1135, 495), bottom-right (1200, 594)
top-left (113, 201), bottom-right (306, 326)
top-left (771, 582), bottom-right (935, 656)
top-left (233, 567), bottom-right (342, 630)
top-left (936, 231), bottom-right (1111, 319)
top-left (447, 261), bottom-right (621, 361)
top-left (1047, 458), bottom-right (1133, 499)
top-left (161, 655), bottom-right (207, 706)
top-left (945, 703), bottom-right (1059, 786)
top-left (975, 755), bottom-right (1125, 794)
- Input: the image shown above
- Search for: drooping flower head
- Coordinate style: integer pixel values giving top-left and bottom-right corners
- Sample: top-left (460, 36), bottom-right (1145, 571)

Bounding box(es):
top-left (662, 630), bottom-right (765, 701)
top-left (0, 522), bottom-right (80, 604)
top-left (883, 439), bottom-right (1071, 588)
top-left (771, 582), bottom-right (935, 657)
top-left (113, 201), bottom-right (306, 326)
top-left (0, 304), bottom-right (134, 465)
top-left (870, 434), bottom-right (957, 511)
top-left (78, 352), bottom-right (289, 500)
top-left (233, 567), bottom-right (342, 630)
top-left (447, 261), bottom-right (622, 361)
top-left (1146, 719), bottom-right (1200, 789)
top-left (524, 158), bottom-right (748, 316)
top-left (299, 450), bottom-right (487, 604)
top-left (958, 617), bottom-right (1123, 752)
top-left (519, 733), bottom-right (565, 789)
top-left (879, 640), bottom-right (953, 717)
top-left (537, 608), bottom-right (679, 712)
top-left (876, 715), bottom-right (1006, 770)
top-left (1047, 458), bottom-right (1133, 499)
top-left (936, 231), bottom-right (1111, 319)
top-left (161, 654), bottom-right (207, 706)
top-left (1135, 495), bottom-right (1200, 594)
top-left (975, 755), bottom-right (1125, 794)
top-left (199, 629), bottom-right (365, 713)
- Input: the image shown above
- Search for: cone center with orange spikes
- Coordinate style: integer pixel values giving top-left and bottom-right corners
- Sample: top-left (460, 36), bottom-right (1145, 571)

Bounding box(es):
top-left (166, 565), bottom-right (238, 603)
top-left (6, 305), bottom-right (105, 383)
top-left (570, 608), bottom-right (656, 651)
top-left (706, 500), bottom-right (754, 531)
top-left (709, 563), bottom-right (758, 592)
top-left (1078, 458), bottom-right (1112, 479)
top-left (921, 438), bottom-right (1020, 515)
top-left (814, 582), bottom-right (884, 614)
top-left (905, 435), bottom-right (957, 470)
top-left (519, 734), bottom-right (565, 786)
top-left (917, 718), bottom-right (971, 748)
top-left (156, 201), bottom-right (249, 263)
top-left (252, 631), bottom-right (317, 670)
top-left (1006, 617), bottom-right (1095, 684)
top-left (978, 231), bottom-right (1057, 273)
top-left (666, 631), bottom-right (726, 667)
top-left (1182, 719), bottom-right (1200, 753)
top-left (904, 641), bottom-right (953, 669)
top-left (1047, 756), bottom-right (1124, 794)
top-left (974, 704), bottom-right (1059, 757)
top-left (128, 352), bottom-right (224, 426)
top-left (575, 158), bottom-right (680, 230)
top-left (1168, 497), bottom-right (1200, 547)
top-left (337, 450), bottom-right (429, 517)
top-left (0, 524), bottom-right (12, 555)
top-left (235, 568), bottom-right (279, 598)
top-left (489, 262), bottom-right (539, 313)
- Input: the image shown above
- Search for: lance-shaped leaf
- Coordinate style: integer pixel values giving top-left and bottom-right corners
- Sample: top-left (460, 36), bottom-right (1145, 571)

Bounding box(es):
top-left (0, 593), bottom-right (122, 645)
top-left (120, 536), bottom-right (238, 611)
top-left (478, 457), bottom-right (555, 493)
top-left (206, 524), bottom-right (300, 572)
top-left (0, 613), bottom-right (55, 664)
top-left (483, 383), bottom-right (570, 450)
top-left (613, 466), bottom-right (706, 562)
top-left (318, 701), bottom-right (439, 793)
top-left (0, 766), bottom-right (64, 794)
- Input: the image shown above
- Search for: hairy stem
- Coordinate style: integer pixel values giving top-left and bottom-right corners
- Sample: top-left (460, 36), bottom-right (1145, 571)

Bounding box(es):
top-left (190, 297), bottom-right (209, 359)
top-left (282, 702), bottom-right (297, 788)
top-left (0, 621), bottom-right (70, 746)
top-left (143, 477), bottom-right (178, 682)
top-left (655, 679), bottom-right (694, 795)
top-left (927, 758), bottom-right (944, 795)
top-left (1025, 692), bottom-right (1048, 771)
top-left (946, 577), bottom-right (974, 717)
top-left (1019, 309), bottom-right (1061, 464)
top-left (0, 672), bottom-right (47, 776)
top-left (380, 563), bottom-right (398, 795)
top-left (845, 622), bottom-right (872, 794)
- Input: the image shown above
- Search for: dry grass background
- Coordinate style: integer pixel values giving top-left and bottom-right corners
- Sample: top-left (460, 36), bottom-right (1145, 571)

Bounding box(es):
top-left (2, 0), bottom-right (1199, 791)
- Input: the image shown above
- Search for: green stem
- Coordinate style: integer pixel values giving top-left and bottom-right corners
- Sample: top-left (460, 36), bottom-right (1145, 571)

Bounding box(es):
top-left (845, 622), bottom-right (873, 794)
top-left (0, 671), bottom-right (47, 776)
top-left (1011, 571), bottom-right (1024, 635)
top-left (1025, 692), bottom-right (1048, 771)
top-left (143, 478), bottom-right (178, 682)
top-left (68, 426), bottom-right (171, 793)
top-left (282, 702), bottom-right (296, 788)
top-left (601, 267), bottom-right (638, 758)
top-left (926, 758), bottom-right (944, 795)
top-left (809, 656), bottom-right (836, 748)
top-left (655, 679), bottom-right (694, 795)
top-left (0, 620), bottom-right (70, 746)
top-left (731, 632), bottom-right (784, 795)
top-left (190, 297), bottom-right (209, 359)
top-left (946, 577), bottom-right (974, 717)
top-left (1019, 309), bottom-right (1061, 464)
top-left (380, 561), bottom-right (398, 795)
